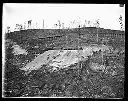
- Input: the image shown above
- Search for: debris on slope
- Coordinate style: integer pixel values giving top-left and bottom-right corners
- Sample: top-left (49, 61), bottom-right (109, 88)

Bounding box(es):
top-left (19, 44), bottom-right (116, 73)
top-left (12, 44), bottom-right (28, 55)
top-left (20, 49), bottom-right (89, 72)
top-left (89, 62), bottom-right (106, 72)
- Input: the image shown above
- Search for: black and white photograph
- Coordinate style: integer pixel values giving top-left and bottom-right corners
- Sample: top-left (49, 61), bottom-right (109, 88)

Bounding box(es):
top-left (2, 3), bottom-right (125, 98)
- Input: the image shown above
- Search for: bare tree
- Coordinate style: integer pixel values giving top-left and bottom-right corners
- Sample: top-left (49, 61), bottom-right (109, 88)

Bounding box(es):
top-left (24, 22), bottom-right (26, 30)
top-left (58, 20), bottom-right (61, 29)
top-left (84, 20), bottom-right (87, 27)
top-left (15, 24), bottom-right (20, 31)
top-left (6, 26), bottom-right (10, 33)
top-left (62, 23), bottom-right (64, 29)
top-left (119, 15), bottom-right (124, 31)
top-left (20, 24), bottom-right (23, 30)
top-left (88, 21), bottom-right (92, 27)
top-left (54, 24), bottom-right (58, 28)
top-left (28, 20), bottom-right (32, 29)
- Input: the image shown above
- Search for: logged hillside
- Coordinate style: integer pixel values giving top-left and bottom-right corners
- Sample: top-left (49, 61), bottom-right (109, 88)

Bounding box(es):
top-left (4, 27), bottom-right (125, 98)
top-left (5, 27), bottom-right (125, 50)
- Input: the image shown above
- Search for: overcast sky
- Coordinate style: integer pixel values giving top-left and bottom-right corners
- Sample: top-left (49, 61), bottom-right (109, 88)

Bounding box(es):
top-left (3, 3), bottom-right (125, 32)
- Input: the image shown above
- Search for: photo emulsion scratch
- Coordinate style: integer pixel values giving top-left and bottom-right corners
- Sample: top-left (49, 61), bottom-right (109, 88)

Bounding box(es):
top-left (2, 3), bottom-right (125, 98)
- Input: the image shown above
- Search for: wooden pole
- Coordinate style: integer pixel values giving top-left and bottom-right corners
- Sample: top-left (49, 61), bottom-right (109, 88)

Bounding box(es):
top-left (97, 27), bottom-right (99, 43)
top-left (78, 25), bottom-right (81, 72)
top-left (58, 20), bottom-right (61, 33)
top-left (36, 22), bottom-right (38, 29)
top-left (43, 19), bottom-right (44, 29)
top-left (96, 19), bottom-right (100, 43)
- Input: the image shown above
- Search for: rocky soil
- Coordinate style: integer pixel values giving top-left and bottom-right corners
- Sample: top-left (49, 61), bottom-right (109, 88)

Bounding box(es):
top-left (3, 30), bottom-right (125, 98)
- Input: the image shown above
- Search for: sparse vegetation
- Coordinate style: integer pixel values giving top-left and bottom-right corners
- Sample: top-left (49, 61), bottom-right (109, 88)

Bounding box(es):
top-left (4, 27), bottom-right (125, 98)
